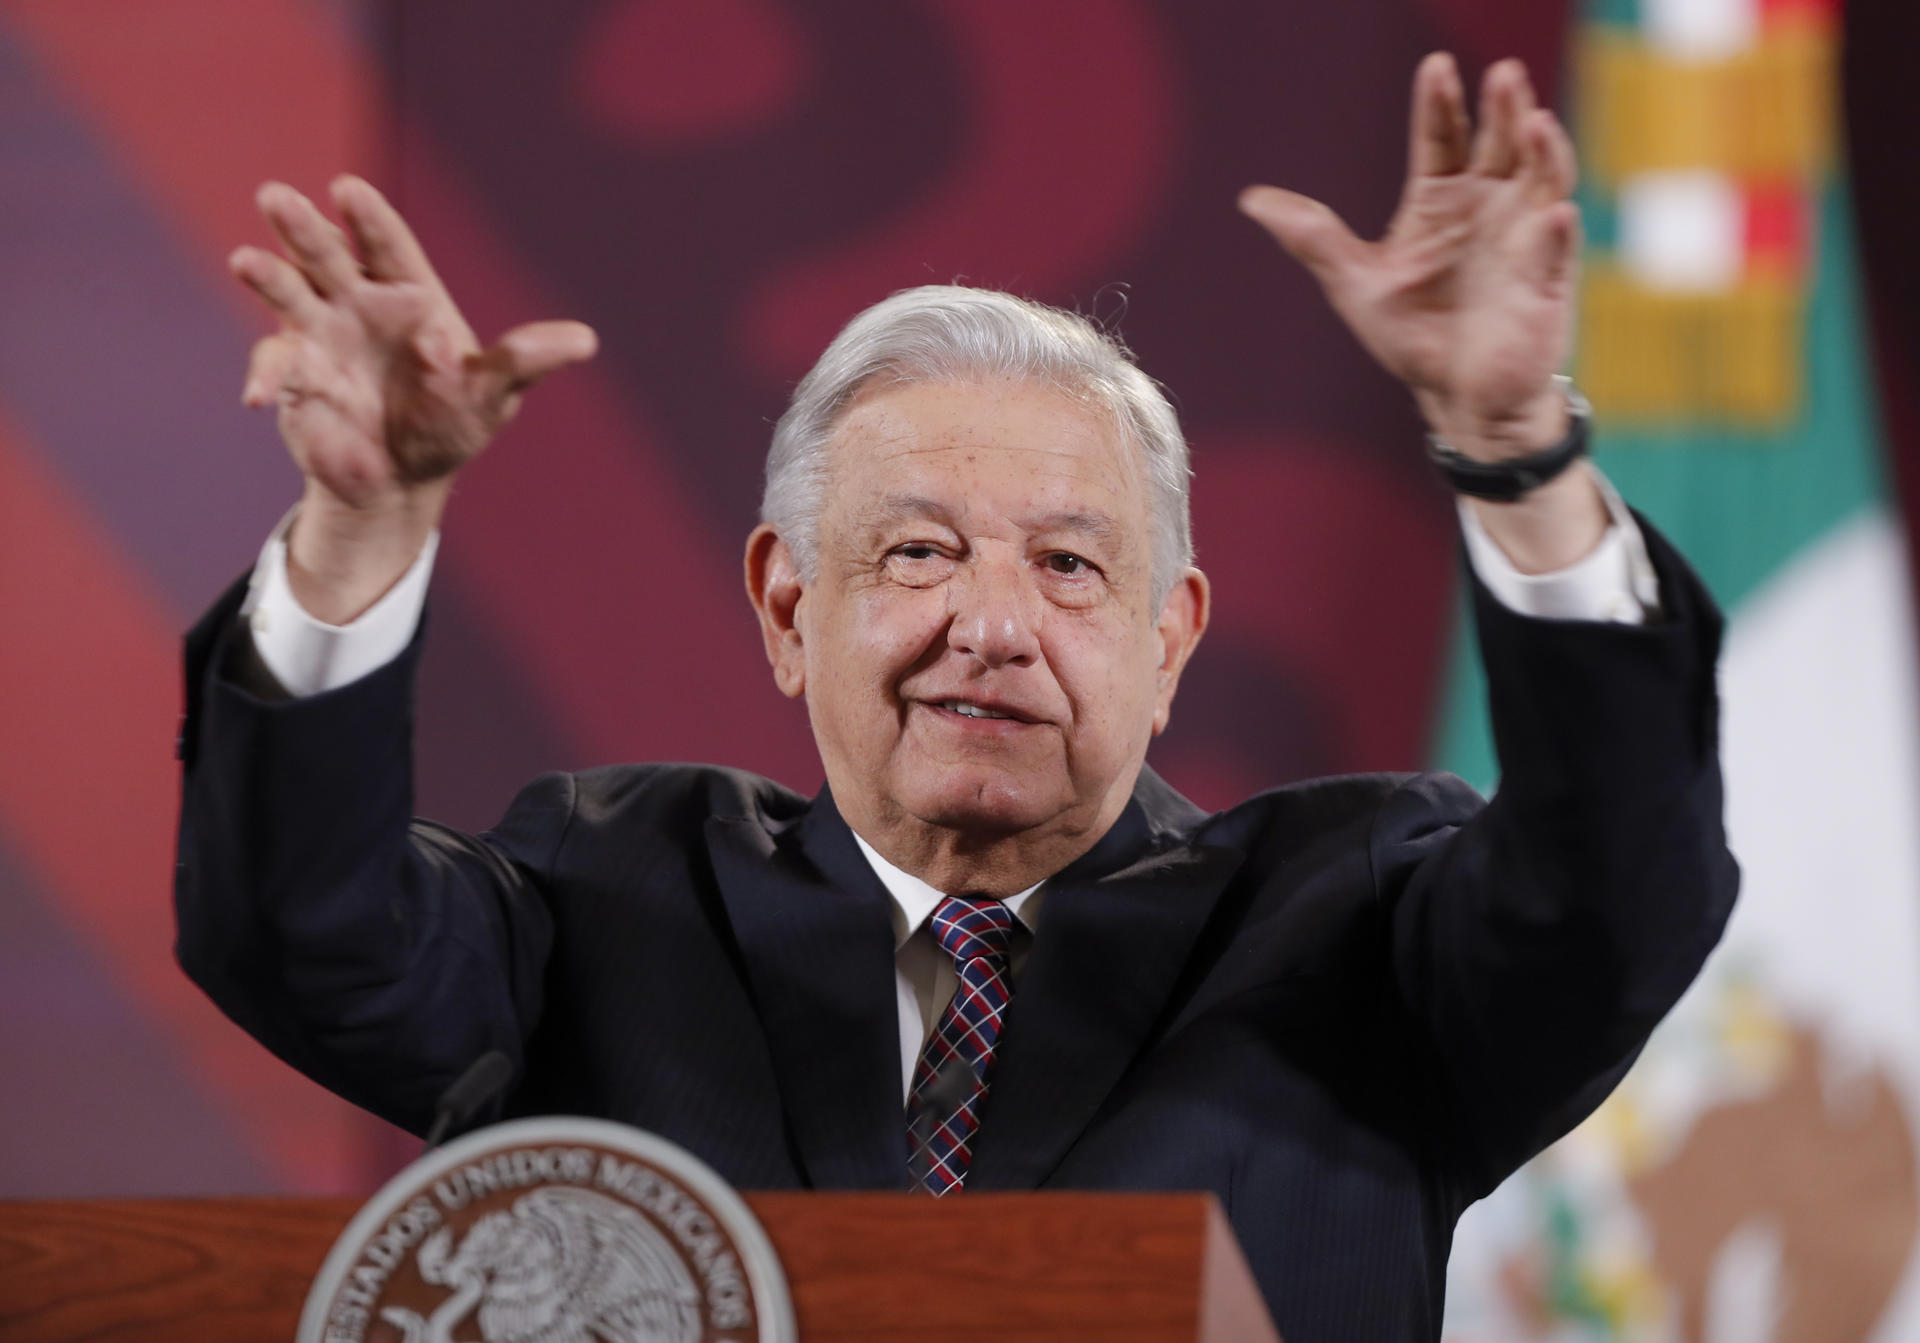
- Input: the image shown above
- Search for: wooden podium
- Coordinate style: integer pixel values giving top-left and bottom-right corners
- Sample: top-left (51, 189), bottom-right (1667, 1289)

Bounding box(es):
top-left (0, 1193), bottom-right (1279, 1341)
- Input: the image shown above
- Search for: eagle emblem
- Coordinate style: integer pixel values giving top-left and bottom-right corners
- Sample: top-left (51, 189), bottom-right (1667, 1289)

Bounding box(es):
top-left (299, 1117), bottom-right (793, 1343)
top-left (379, 1187), bottom-right (701, 1343)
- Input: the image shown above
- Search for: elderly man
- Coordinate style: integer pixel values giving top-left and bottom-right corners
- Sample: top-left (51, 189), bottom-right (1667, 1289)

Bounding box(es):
top-left (175, 56), bottom-right (1734, 1340)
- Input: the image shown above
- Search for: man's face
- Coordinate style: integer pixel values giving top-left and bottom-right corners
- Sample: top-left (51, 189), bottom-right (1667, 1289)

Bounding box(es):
top-left (758, 378), bottom-right (1206, 868)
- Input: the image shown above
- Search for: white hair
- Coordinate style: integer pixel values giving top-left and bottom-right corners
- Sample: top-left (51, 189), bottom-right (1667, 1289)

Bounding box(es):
top-left (761, 284), bottom-right (1193, 609)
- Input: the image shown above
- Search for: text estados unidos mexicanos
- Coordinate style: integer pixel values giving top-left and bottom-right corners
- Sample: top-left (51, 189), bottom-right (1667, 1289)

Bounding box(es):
top-left (322, 1146), bottom-right (753, 1341)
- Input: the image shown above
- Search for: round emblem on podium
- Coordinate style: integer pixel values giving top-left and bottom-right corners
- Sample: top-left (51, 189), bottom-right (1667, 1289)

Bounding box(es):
top-left (298, 1116), bottom-right (795, 1343)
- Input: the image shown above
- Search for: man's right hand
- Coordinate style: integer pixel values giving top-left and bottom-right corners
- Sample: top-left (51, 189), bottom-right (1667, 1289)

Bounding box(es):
top-left (230, 176), bottom-right (597, 624)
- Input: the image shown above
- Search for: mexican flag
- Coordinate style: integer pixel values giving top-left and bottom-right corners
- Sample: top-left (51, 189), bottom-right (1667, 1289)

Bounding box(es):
top-left (1439, 0), bottom-right (1920, 1337)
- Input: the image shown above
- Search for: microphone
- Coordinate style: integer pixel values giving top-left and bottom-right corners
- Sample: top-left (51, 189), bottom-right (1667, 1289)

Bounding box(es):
top-left (423, 1051), bottom-right (514, 1149)
top-left (907, 1055), bottom-right (978, 1190)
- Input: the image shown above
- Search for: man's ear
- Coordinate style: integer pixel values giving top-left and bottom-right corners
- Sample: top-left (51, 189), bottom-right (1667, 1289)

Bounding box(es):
top-left (744, 524), bottom-right (807, 699)
top-left (1151, 567), bottom-right (1210, 736)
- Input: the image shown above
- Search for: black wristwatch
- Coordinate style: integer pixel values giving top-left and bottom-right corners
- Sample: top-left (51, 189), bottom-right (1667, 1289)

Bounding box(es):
top-left (1425, 376), bottom-right (1592, 503)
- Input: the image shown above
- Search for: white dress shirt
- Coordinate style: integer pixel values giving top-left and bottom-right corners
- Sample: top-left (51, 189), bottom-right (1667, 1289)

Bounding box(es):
top-left (851, 832), bottom-right (1044, 1097)
top-left (237, 468), bottom-right (1659, 1104)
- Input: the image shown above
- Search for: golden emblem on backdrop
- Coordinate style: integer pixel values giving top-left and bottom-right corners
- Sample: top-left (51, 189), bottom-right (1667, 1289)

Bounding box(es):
top-left (1574, 5), bottom-right (1836, 428)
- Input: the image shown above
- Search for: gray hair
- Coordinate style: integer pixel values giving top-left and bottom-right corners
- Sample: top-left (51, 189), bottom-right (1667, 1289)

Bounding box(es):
top-left (761, 284), bottom-right (1193, 610)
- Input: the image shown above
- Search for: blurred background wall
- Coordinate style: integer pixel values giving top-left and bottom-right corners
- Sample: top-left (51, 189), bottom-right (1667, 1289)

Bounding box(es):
top-left (1, 0), bottom-right (1917, 1337)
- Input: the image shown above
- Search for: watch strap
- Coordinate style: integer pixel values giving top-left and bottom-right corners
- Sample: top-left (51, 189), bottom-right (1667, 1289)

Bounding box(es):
top-left (1426, 377), bottom-right (1592, 503)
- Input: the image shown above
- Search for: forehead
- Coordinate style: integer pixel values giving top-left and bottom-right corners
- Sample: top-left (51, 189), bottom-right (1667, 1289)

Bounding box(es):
top-left (823, 378), bottom-right (1143, 526)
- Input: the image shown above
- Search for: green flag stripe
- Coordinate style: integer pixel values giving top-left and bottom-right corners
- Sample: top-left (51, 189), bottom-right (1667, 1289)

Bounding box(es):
top-left (1432, 186), bottom-right (1890, 785)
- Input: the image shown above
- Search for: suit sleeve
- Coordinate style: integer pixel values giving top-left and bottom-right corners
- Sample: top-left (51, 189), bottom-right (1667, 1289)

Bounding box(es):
top-left (1376, 515), bottom-right (1739, 1198)
top-left (173, 574), bottom-right (565, 1135)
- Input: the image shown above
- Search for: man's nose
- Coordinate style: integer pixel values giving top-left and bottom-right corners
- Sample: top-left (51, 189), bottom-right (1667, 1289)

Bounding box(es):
top-left (947, 553), bottom-right (1042, 668)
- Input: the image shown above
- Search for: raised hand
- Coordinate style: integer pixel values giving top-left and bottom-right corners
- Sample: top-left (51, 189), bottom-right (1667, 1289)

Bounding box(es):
top-left (1240, 54), bottom-right (1579, 463)
top-left (230, 176), bottom-right (596, 620)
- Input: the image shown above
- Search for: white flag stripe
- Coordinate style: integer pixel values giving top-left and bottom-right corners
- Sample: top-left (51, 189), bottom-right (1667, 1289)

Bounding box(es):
top-left (1642, 0), bottom-right (1758, 59)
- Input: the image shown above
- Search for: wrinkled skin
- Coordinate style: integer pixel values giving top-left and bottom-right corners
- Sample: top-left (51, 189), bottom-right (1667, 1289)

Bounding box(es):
top-left (745, 379), bottom-right (1210, 895)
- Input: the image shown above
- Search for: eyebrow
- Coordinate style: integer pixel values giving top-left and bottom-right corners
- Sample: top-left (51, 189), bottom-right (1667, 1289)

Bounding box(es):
top-left (856, 494), bottom-right (1127, 551)
top-left (856, 493), bottom-right (956, 533)
top-left (1029, 510), bottom-right (1126, 552)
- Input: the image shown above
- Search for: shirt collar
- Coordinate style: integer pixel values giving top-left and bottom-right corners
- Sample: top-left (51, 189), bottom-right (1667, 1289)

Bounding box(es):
top-left (850, 831), bottom-right (1044, 952)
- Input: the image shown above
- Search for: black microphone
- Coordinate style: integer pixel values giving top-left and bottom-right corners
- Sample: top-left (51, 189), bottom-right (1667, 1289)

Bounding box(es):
top-left (423, 1051), bottom-right (514, 1149)
top-left (907, 1055), bottom-right (978, 1189)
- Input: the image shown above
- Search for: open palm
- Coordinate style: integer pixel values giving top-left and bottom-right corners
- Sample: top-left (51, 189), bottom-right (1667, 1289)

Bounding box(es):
top-left (1242, 55), bottom-right (1580, 457)
top-left (230, 176), bottom-right (596, 510)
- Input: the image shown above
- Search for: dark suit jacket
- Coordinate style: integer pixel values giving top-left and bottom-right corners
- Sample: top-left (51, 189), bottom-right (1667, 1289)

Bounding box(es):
top-left (174, 521), bottom-right (1737, 1343)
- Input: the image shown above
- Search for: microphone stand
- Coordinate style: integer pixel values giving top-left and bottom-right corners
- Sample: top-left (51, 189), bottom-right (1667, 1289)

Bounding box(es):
top-left (423, 1050), bottom-right (514, 1150)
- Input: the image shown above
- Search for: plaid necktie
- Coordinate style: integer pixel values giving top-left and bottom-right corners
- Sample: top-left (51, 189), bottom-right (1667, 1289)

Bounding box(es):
top-left (906, 895), bottom-right (1014, 1195)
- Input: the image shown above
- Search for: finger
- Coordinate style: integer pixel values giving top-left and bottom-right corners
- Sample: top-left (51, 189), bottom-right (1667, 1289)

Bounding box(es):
top-left (1523, 201), bottom-right (1583, 293)
top-left (465, 320), bottom-right (600, 412)
top-left (1409, 52), bottom-right (1470, 179)
top-left (229, 244), bottom-right (326, 328)
top-left (257, 181), bottom-right (362, 297)
top-left (1469, 59), bottom-right (1531, 178)
top-left (1518, 108), bottom-right (1578, 203)
top-left (241, 333), bottom-right (301, 407)
top-left (331, 175), bottom-right (443, 289)
top-left (1237, 186), bottom-right (1366, 283)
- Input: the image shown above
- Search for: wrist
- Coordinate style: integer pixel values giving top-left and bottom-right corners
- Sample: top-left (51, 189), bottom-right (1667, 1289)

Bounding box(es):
top-left (1417, 383), bottom-right (1568, 463)
top-left (286, 479), bottom-right (448, 624)
top-left (1464, 461), bottom-right (1611, 575)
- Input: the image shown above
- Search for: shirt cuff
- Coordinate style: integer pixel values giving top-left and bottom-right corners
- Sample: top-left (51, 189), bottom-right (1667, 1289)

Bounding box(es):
top-left (1458, 467), bottom-right (1662, 625)
top-left (237, 506), bottom-right (439, 697)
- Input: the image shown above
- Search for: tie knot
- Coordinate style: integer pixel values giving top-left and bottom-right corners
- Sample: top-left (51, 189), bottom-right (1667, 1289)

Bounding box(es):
top-left (930, 895), bottom-right (1013, 970)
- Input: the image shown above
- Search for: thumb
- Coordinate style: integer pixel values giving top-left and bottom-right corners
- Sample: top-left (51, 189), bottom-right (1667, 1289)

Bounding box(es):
top-left (468, 319), bottom-right (600, 411)
top-left (1238, 186), bottom-right (1363, 282)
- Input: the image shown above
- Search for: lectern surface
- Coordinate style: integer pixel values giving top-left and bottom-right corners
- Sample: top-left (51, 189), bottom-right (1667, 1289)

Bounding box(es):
top-left (0, 1192), bottom-right (1279, 1342)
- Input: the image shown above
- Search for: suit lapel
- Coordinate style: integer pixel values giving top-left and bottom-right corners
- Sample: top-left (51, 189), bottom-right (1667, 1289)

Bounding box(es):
top-left (967, 768), bottom-right (1240, 1189)
top-left (706, 787), bottom-right (906, 1190)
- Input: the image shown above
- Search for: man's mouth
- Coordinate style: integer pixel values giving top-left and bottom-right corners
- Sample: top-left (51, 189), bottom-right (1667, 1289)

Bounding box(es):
top-left (928, 699), bottom-right (1037, 724)
top-left (944, 700), bottom-right (1012, 720)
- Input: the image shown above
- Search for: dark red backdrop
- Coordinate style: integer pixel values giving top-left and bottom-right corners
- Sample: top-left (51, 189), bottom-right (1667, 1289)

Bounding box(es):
top-left (0, 0), bottom-right (1909, 1198)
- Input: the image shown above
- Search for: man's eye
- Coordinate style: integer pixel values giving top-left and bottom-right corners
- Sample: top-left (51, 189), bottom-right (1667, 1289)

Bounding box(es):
top-left (1044, 552), bottom-right (1092, 575)
top-left (893, 544), bottom-right (942, 560)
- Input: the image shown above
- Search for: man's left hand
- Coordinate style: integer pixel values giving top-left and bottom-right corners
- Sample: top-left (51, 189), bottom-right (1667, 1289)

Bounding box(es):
top-left (1241, 53), bottom-right (1579, 463)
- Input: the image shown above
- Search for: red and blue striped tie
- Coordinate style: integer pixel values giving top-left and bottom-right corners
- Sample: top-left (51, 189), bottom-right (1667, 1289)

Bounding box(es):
top-left (907, 895), bottom-right (1014, 1195)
